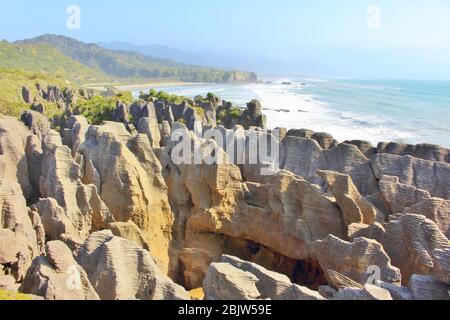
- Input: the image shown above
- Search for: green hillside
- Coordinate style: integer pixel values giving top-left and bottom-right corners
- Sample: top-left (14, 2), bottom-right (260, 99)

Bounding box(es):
top-left (0, 68), bottom-right (77, 118)
top-left (18, 34), bottom-right (257, 83)
top-left (0, 40), bottom-right (107, 83)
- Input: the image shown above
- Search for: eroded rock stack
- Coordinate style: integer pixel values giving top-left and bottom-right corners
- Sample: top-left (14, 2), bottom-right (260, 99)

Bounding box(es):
top-left (0, 93), bottom-right (449, 300)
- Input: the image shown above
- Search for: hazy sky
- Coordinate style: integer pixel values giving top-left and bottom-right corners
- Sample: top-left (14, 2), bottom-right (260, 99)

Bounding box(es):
top-left (1, 0), bottom-right (450, 79)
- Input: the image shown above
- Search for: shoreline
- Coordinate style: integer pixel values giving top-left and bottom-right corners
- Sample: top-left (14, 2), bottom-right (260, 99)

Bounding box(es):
top-left (113, 81), bottom-right (207, 92)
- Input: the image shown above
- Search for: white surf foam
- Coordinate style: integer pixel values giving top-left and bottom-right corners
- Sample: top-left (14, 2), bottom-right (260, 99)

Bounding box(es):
top-left (246, 83), bottom-right (418, 145)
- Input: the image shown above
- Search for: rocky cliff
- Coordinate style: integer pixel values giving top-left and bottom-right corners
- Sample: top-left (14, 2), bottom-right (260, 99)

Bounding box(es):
top-left (0, 93), bottom-right (449, 300)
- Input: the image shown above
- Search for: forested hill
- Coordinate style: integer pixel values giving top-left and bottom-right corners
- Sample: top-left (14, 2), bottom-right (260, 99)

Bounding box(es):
top-left (15, 34), bottom-right (258, 83)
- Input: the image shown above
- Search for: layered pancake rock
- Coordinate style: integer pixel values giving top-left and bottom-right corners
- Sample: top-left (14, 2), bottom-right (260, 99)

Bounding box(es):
top-left (0, 96), bottom-right (449, 300)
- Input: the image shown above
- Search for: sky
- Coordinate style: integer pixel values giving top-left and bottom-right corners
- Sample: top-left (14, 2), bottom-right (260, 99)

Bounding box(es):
top-left (1, 0), bottom-right (450, 79)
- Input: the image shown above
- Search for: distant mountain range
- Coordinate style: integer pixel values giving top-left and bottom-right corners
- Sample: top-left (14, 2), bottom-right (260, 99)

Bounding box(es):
top-left (0, 34), bottom-right (257, 84)
top-left (99, 41), bottom-right (332, 77)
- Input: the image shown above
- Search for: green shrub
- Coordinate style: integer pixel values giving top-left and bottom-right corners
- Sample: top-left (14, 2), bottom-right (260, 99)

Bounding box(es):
top-left (230, 108), bottom-right (241, 119)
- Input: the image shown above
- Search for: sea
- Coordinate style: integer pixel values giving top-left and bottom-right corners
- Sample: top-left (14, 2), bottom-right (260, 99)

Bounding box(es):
top-left (133, 78), bottom-right (450, 148)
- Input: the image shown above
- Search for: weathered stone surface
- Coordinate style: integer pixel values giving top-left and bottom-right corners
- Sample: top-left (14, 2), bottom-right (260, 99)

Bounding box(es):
top-left (326, 269), bottom-right (364, 290)
top-left (325, 270), bottom-right (393, 300)
top-left (163, 106), bottom-right (175, 126)
top-left (379, 175), bottom-right (431, 213)
top-left (221, 255), bottom-right (324, 300)
top-left (108, 220), bottom-right (151, 252)
top-left (333, 284), bottom-right (393, 300)
top-left (348, 222), bottom-right (386, 241)
top-left (381, 214), bottom-right (449, 283)
top-left (372, 153), bottom-right (450, 199)
top-left (20, 241), bottom-right (99, 300)
top-left (404, 199), bottom-right (450, 238)
top-left (343, 140), bottom-right (376, 158)
top-left (240, 100), bottom-right (267, 130)
top-left (311, 132), bottom-right (338, 149)
top-left (318, 285), bottom-right (337, 299)
top-left (0, 117), bottom-right (34, 200)
top-left (79, 122), bottom-right (173, 274)
top-left (130, 101), bottom-right (157, 127)
top-left (30, 102), bottom-right (45, 114)
top-left (22, 86), bottom-right (31, 103)
top-left (318, 170), bottom-right (378, 226)
top-left (0, 180), bottom-right (40, 281)
top-left (20, 110), bottom-right (51, 140)
top-left (76, 231), bottom-right (189, 300)
top-left (377, 142), bottom-right (450, 163)
top-left (379, 176), bottom-right (449, 237)
top-left (379, 281), bottom-right (414, 300)
top-left (408, 274), bottom-right (449, 300)
top-left (39, 132), bottom-right (113, 239)
top-left (431, 248), bottom-right (449, 285)
top-left (25, 135), bottom-right (43, 202)
top-left (31, 198), bottom-right (78, 241)
top-left (287, 129), bottom-right (314, 139)
top-left (0, 274), bottom-right (18, 292)
top-left (112, 101), bottom-right (129, 124)
top-left (203, 262), bottom-right (260, 300)
top-left (312, 235), bottom-right (401, 286)
top-left (163, 130), bottom-right (347, 286)
top-left (68, 116), bottom-right (89, 157)
top-left (138, 117), bottom-right (161, 149)
top-left (281, 137), bottom-right (378, 195)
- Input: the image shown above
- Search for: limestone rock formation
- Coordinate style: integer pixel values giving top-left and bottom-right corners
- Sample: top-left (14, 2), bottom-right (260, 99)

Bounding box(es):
top-left (326, 270), bottom-right (393, 300)
top-left (20, 241), bottom-right (99, 300)
top-left (318, 170), bottom-right (378, 226)
top-left (138, 117), bottom-right (161, 149)
top-left (204, 256), bottom-right (324, 301)
top-left (30, 102), bottom-right (45, 114)
top-left (281, 137), bottom-right (378, 195)
top-left (22, 86), bottom-right (31, 103)
top-left (333, 284), bottom-right (393, 300)
top-left (343, 140), bottom-right (377, 158)
top-left (432, 248), bottom-right (450, 284)
top-left (379, 176), bottom-right (450, 237)
top-left (372, 153), bottom-right (450, 199)
top-left (0, 117), bottom-right (34, 201)
top-left (404, 199), bottom-right (450, 238)
top-left (379, 175), bottom-right (431, 213)
top-left (311, 132), bottom-right (338, 150)
top-left (130, 101), bottom-right (157, 128)
top-left (108, 220), bottom-right (151, 252)
top-left (31, 198), bottom-right (78, 241)
top-left (0, 180), bottom-right (41, 281)
top-left (377, 142), bottom-right (450, 163)
top-left (164, 130), bottom-right (347, 287)
top-left (79, 122), bottom-right (174, 275)
top-left (408, 275), bottom-right (449, 300)
top-left (312, 235), bottom-right (402, 285)
top-left (381, 214), bottom-right (449, 283)
top-left (240, 100), bottom-right (267, 130)
top-left (39, 131), bottom-right (113, 239)
top-left (76, 231), bottom-right (189, 300)
top-left (221, 255), bottom-right (325, 300)
top-left (20, 110), bottom-right (51, 141)
top-left (203, 262), bottom-right (260, 300)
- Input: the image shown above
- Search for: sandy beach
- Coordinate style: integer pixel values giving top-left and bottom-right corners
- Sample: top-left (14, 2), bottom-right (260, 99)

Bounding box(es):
top-left (114, 81), bottom-right (204, 92)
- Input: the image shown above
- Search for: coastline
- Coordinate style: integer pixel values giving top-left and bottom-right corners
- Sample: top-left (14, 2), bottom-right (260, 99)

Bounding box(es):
top-left (81, 81), bottom-right (202, 93)
top-left (113, 81), bottom-right (207, 92)
top-left (1, 79), bottom-right (449, 302)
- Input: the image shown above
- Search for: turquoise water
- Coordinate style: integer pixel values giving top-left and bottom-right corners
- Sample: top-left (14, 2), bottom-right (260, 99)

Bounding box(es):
top-left (135, 79), bottom-right (450, 148)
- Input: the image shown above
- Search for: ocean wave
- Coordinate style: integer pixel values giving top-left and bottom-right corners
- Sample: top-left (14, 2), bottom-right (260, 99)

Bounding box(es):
top-left (249, 83), bottom-right (418, 145)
